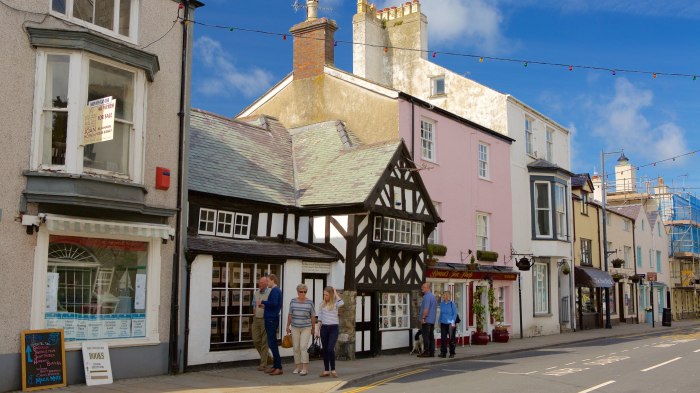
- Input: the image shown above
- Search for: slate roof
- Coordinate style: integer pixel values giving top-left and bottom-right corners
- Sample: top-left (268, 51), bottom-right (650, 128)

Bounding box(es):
top-left (527, 159), bottom-right (574, 177)
top-left (647, 210), bottom-right (661, 228)
top-left (609, 205), bottom-right (641, 221)
top-left (187, 236), bottom-right (337, 261)
top-left (189, 109), bottom-right (296, 206)
top-left (291, 121), bottom-right (400, 207)
top-left (571, 173), bottom-right (590, 188)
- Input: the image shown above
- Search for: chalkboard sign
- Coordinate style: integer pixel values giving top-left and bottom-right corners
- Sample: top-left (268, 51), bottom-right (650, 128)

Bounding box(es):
top-left (20, 329), bottom-right (67, 391)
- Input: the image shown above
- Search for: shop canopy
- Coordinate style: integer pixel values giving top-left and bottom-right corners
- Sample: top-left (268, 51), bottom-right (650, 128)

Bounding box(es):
top-left (575, 266), bottom-right (614, 288)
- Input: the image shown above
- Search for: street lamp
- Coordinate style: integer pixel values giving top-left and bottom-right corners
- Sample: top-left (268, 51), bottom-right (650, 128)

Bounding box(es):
top-left (600, 149), bottom-right (622, 329)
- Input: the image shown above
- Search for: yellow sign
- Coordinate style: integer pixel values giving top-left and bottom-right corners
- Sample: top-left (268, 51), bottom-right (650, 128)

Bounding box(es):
top-left (681, 270), bottom-right (693, 286)
top-left (82, 97), bottom-right (116, 145)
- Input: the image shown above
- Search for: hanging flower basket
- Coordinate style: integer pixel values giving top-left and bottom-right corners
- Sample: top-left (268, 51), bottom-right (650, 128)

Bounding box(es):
top-left (630, 275), bottom-right (641, 283)
top-left (611, 273), bottom-right (623, 282)
top-left (476, 250), bottom-right (499, 262)
top-left (425, 257), bottom-right (438, 267)
top-left (561, 261), bottom-right (571, 275)
top-left (611, 258), bottom-right (625, 268)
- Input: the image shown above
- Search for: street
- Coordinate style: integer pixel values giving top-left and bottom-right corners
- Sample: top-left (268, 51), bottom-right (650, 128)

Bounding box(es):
top-left (342, 328), bottom-right (700, 393)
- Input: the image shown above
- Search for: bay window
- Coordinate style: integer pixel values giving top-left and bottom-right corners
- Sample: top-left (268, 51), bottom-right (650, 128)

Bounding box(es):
top-left (34, 50), bottom-right (145, 181)
top-left (555, 184), bottom-right (567, 240)
top-left (534, 182), bottom-right (552, 237)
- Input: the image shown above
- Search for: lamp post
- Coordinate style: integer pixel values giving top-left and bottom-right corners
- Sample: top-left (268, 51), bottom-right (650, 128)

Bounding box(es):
top-left (600, 149), bottom-right (622, 329)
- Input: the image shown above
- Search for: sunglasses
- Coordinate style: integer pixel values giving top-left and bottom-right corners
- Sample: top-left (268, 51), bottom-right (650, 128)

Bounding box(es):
top-left (298, 290), bottom-right (307, 293)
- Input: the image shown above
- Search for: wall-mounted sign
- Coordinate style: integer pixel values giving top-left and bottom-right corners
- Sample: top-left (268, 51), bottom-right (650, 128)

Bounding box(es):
top-left (81, 342), bottom-right (113, 386)
top-left (647, 272), bottom-right (658, 282)
top-left (82, 97), bottom-right (116, 145)
top-left (426, 269), bottom-right (518, 281)
top-left (20, 329), bottom-right (66, 391)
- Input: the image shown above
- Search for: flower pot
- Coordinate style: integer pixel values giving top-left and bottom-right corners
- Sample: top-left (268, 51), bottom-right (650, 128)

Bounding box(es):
top-left (471, 331), bottom-right (490, 345)
top-left (426, 257), bottom-right (438, 267)
top-left (492, 328), bottom-right (510, 343)
top-left (611, 258), bottom-right (624, 268)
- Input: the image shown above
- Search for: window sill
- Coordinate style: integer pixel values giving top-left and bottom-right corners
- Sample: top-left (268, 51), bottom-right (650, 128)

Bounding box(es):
top-left (64, 336), bottom-right (160, 351)
top-left (533, 313), bottom-right (553, 318)
top-left (429, 94), bottom-right (447, 99)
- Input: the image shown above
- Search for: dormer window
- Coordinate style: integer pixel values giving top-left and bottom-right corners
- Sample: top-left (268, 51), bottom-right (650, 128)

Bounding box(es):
top-left (430, 76), bottom-right (445, 96)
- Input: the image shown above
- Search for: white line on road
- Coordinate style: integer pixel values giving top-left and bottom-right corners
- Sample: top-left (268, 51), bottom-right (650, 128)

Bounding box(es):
top-left (621, 350), bottom-right (629, 353)
top-left (694, 349), bottom-right (700, 353)
top-left (595, 355), bottom-right (605, 358)
top-left (565, 362), bottom-right (577, 366)
top-left (497, 371), bottom-right (538, 375)
top-left (578, 380), bottom-right (616, 393)
top-left (609, 352), bottom-right (616, 355)
top-left (545, 366), bottom-right (557, 370)
top-left (641, 357), bottom-right (682, 372)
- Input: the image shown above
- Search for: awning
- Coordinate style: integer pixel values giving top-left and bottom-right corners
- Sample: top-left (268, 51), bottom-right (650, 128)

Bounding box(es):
top-left (575, 266), bottom-right (614, 288)
top-left (39, 214), bottom-right (175, 240)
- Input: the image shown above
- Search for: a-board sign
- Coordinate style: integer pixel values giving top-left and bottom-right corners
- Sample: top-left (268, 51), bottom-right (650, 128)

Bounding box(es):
top-left (81, 342), bottom-right (113, 386)
top-left (20, 329), bottom-right (67, 391)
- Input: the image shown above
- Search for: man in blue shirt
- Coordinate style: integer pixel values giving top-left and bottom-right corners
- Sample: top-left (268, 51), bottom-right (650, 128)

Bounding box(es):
top-left (418, 282), bottom-right (437, 357)
top-left (260, 273), bottom-right (283, 375)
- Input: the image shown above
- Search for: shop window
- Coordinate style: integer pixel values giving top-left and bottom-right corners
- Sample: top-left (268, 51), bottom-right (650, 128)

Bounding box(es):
top-left (379, 292), bottom-right (410, 330)
top-left (51, 0), bottom-right (138, 41)
top-left (211, 262), bottom-right (282, 349)
top-left (44, 235), bottom-right (149, 341)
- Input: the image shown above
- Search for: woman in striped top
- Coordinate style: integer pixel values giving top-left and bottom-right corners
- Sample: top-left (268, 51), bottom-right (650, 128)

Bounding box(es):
top-left (317, 286), bottom-right (344, 377)
top-left (286, 283), bottom-right (316, 376)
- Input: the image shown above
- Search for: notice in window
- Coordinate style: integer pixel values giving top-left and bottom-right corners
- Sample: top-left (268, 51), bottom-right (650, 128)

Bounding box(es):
top-left (134, 274), bottom-right (146, 310)
top-left (82, 97), bottom-right (116, 145)
top-left (45, 272), bottom-right (59, 313)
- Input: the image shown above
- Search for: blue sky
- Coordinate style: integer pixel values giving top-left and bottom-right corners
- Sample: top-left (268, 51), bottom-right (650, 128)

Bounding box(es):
top-left (190, 0), bottom-right (700, 193)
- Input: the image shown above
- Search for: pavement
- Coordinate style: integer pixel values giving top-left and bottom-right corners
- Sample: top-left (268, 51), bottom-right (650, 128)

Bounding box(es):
top-left (48, 320), bottom-right (700, 393)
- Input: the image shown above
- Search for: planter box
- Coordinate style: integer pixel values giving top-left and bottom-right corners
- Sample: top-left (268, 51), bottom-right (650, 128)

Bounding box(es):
top-left (492, 329), bottom-right (510, 343)
top-left (471, 331), bottom-right (490, 345)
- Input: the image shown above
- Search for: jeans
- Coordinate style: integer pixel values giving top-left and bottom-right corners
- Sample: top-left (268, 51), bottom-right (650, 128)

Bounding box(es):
top-left (291, 325), bottom-right (312, 364)
top-left (440, 323), bottom-right (456, 355)
top-left (252, 317), bottom-right (269, 366)
top-left (320, 324), bottom-right (339, 371)
top-left (265, 317), bottom-right (282, 369)
top-left (421, 323), bottom-right (435, 355)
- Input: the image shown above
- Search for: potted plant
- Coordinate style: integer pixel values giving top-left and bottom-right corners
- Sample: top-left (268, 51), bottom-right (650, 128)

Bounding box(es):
top-left (560, 261), bottom-right (571, 275)
top-left (630, 275), bottom-right (641, 283)
top-left (468, 254), bottom-right (478, 271)
top-left (611, 258), bottom-right (625, 268)
top-left (426, 243), bottom-right (447, 266)
top-left (488, 287), bottom-right (509, 342)
top-left (611, 273), bottom-right (623, 282)
top-left (476, 250), bottom-right (499, 263)
top-left (471, 286), bottom-right (489, 345)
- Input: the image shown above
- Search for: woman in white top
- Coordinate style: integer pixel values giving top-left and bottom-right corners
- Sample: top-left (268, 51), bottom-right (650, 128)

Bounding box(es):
top-left (317, 286), bottom-right (344, 377)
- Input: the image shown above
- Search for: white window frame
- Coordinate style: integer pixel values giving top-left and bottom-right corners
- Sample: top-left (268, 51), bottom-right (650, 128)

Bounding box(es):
top-left (555, 183), bottom-right (567, 240)
top-left (233, 213), bottom-right (252, 239)
top-left (411, 222), bottom-right (423, 246)
top-left (420, 119), bottom-right (436, 162)
top-left (373, 216), bottom-right (383, 241)
top-left (476, 212), bottom-right (489, 251)
top-left (624, 246), bottom-right (632, 267)
top-left (49, 0), bottom-right (141, 43)
top-left (534, 181), bottom-right (552, 238)
top-left (31, 49), bottom-right (146, 182)
top-left (383, 217), bottom-right (396, 243)
top-left (545, 127), bottom-right (554, 162)
top-left (396, 219), bottom-right (411, 245)
top-left (533, 261), bottom-right (549, 315)
top-left (430, 76), bottom-right (445, 96)
top-left (30, 223), bottom-right (163, 349)
top-left (379, 292), bottom-right (410, 330)
top-left (581, 193), bottom-right (589, 215)
top-left (525, 116), bottom-right (534, 156)
top-left (478, 142), bottom-right (489, 179)
top-left (656, 250), bottom-right (662, 272)
top-left (199, 208), bottom-right (217, 235)
top-left (623, 219), bottom-right (630, 232)
top-left (216, 211), bottom-right (235, 237)
top-left (581, 239), bottom-right (592, 265)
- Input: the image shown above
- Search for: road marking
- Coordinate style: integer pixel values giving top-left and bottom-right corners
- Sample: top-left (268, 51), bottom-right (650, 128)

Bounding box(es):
top-left (545, 366), bottom-right (557, 370)
top-left (578, 380), bottom-right (616, 393)
top-left (693, 349), bottom-right (700, 353)
top-left (565, 362), bottom-right (577, 366)
top-left (344, 368), bottom-right (428, 393)
top-left (544, 367), bottom-right (589, 376)
top-left (584, 356), bottom-right (629, 366)
top-left (497, 371), bottom-right (537, 375)
top-left (595, 355), bottom-right (605, 358)
top-left (581, 358), bottom-right (591, 362)
top-left (609, 352), bottom-right (616, 355)
top-left (641, 357), bottom-right (682, 372)
top-left (621, 350), bottom-right (629, 353)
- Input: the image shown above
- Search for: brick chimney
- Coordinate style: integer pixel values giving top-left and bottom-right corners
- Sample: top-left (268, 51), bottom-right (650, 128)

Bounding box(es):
top-left (290, 1), bottom-right (337, 80)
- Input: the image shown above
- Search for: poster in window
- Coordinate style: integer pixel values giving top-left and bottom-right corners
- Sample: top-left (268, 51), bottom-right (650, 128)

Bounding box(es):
top-left (241, 317), bottom-right (250, 333)
top-left (231, 267), bottom-right (241, 285)
top-left (241, 266), bottom-right (251, 286)
top-left (397, 316), bottom-right (403, 328)
top-left (212, 268), bottom-right (221, 285)
top-left (381, 306), bottom-right (387, 316)
top-left (211, 291), bottom-right (221, 309)
top-left (382, 293), bottom-right (388, 303)
top-left (231, 291), bottom-right (241, 307)
top-left (382, 318), bottom-right (388, 329)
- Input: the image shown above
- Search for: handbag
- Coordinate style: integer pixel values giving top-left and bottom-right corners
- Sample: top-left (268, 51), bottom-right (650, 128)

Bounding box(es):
top-left (452, 302), bottom-right (461, 324)
top-left (307, 336), bottom-right (322, 359)
top-left (281, 334), bottom-right (293, 348)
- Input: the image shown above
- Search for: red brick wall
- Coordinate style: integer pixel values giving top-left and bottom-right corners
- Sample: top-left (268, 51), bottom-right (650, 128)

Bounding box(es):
top-left (291, 18), bottom-right (337, 80)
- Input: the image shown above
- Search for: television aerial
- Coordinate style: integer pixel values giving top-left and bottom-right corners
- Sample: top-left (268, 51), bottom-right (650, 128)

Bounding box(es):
top-left (292, 0), bottom-right (333, 13)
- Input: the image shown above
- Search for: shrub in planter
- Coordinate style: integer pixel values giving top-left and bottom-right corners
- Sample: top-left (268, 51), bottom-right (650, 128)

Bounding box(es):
top-left (477, 250), bottom-right (499, 262)
top-left (427, 243), bottom-right (447, 257)
top-left (611, 273), bottom-right (624, 282)
top-left (611, 258), bottom-right (625, 268)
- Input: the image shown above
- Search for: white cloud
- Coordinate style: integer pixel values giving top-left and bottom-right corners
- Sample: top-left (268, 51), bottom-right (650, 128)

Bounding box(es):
top-left (594, 78), bottom-right (687, 162)
top-left (194, 36), bottom-right (275, 98)
top-left (377, 0), bottom-right (508, 53)
top-left (528, 0), bottom-right (700, 18)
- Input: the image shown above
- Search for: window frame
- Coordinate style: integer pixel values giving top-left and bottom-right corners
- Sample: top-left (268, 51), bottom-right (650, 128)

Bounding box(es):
top-left (533, 261), bottom-right (549, 315)
top-left (379, 292), bottom-right (410, 330)
top-left (581, 193), bottom-right (589, 215)
top-left (411, 222), bottom-right (423, 246)
top-left (373, 216), bottom-right (383, 241)
top-left (430, 76), bottom-right (445, 96)
top-left (555, 183), bottom-right (567, 240)
top-left (49, 0), bottom-right (140, 43)
top-left (545, 127), bottom-right (554, 162)
top-left (636, 246), bottom-right (642, 268)
top-left (216, 210), bottom-right (235, 237)
top-left (382, 217), bottom-right (396, 243)
top-left (533, 181), bottom-right (552, 238)
top-left (581, 238), bottom-right (592, 266)
top-left (395, 219), bottom-right (411, 245)
top-left (525, 116), bottom-right (534, 156)
top-left (478, 142), bottom-right (489, 179)
top-left (233, 213), bottom-right (252, 239)
top-left (199, 208), bottom-right (217, 236)
top-left (427, 202), bottom-right (440, 244)
top-left (420, 119), bottom-right (436, 162)
top-left (31, 49), bottom-right (146, 182)
top-left (476, 212), bottom-right (489, 251)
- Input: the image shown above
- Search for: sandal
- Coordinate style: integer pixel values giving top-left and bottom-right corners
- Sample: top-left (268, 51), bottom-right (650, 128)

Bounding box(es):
top-left (320, 372), bottom-right (330, 377)
top-left (331, 371), bottom-right (338, 378)
top-left (299, 370), bottom-right (308, 376)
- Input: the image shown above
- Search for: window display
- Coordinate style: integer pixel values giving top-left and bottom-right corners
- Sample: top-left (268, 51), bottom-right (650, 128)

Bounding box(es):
top-left (379, 292), bottom-right (409, 330)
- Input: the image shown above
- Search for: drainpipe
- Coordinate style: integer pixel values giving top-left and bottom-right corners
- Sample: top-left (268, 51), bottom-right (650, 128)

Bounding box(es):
top-left (411, 99), bottom-right (415, 159)
top-left (169, 0), bottom-right (191, 375)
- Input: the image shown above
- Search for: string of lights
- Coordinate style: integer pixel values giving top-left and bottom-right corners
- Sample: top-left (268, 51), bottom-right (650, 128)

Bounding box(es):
top-left (179, 16), bottom-right (700, 81)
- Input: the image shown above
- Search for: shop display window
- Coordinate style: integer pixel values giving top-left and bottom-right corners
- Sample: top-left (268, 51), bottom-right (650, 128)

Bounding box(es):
top-left (379, 292), bottom-right (410, 330)
top-left (44, 235), bottom-right (149, 341)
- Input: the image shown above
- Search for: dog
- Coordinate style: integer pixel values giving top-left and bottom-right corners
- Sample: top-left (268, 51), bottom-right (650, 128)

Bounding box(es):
top-left (409, 328), bottom-right (424, 355)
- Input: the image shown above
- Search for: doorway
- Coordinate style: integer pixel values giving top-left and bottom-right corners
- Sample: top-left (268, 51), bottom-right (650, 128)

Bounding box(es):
top-left (355, 291), bottom-right (375, 356)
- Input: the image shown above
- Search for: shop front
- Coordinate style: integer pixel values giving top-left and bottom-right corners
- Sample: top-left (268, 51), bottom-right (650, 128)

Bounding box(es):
top-left (575, 266), bottom-right (614, 329)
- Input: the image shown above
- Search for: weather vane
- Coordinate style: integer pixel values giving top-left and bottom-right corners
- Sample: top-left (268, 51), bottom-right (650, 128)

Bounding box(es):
top-left (292, 0), bottom-right (333, 14)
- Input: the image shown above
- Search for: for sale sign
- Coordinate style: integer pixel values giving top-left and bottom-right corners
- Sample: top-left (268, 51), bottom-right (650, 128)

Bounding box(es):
top-left (82, 97), bottom-right (116, 145)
